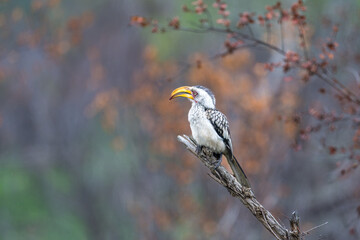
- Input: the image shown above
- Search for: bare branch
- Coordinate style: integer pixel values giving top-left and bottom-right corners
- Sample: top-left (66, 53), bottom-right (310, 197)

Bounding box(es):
top-left (314, 71), bottom-right (360, 105)
top-left (175, 25), bottom-right (360, 106)
top-left (279, 19), bottom-right (285, 51)
top-left (246, 24), bottom-right (254, 38)
top-left (177, 134), bottom-right (302, 240)
top-left (266, 23), bottom-right (271, 44)
top-left (302, 222), bottom-right (328, 236)
top-left (298, 25), bottom-right (309, 60)
top-left (167, 41), bottom-right (256, 82)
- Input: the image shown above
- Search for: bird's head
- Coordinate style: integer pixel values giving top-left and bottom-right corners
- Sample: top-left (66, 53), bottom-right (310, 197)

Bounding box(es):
top-left (169, 85), bottom-right (216, 109)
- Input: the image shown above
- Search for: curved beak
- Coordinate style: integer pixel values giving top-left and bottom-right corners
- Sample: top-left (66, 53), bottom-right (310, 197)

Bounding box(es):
top-left (169, 86), bottom-right (194, 100)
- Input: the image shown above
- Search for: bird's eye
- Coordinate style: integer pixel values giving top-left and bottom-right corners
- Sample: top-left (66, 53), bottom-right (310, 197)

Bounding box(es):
top-left (192, 90), bottom-right (198, 97)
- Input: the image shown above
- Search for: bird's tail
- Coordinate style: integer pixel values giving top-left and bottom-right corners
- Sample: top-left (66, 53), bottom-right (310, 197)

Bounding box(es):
top-left (227, 155), bottom-right (251, 188)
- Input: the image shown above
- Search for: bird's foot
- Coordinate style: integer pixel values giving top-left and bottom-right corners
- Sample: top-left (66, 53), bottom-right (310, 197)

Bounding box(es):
top-left (195, 145), bottom-right (204, 155)
top-left (210, 157), bottom-right (222, 171)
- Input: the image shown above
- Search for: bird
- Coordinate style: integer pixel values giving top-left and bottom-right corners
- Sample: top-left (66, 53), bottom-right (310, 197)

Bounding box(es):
top-left (169, 85), bottom-right (251, 188)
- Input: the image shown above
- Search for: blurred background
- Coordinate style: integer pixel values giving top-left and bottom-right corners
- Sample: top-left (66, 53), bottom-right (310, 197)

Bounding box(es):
top-left (0, 0), bottom-right (360, 239)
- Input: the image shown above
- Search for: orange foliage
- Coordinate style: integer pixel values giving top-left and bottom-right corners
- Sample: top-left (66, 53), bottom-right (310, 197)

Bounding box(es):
top-left (87, 45), bottom-right (301, 236)
top-left (183, 49), bottom-right (299, 175)
top-left (108, 45), bottom-right (301, 180)
top-left (85, 89), bottom-right (120, 131)
top-left (153, 207), bottom-right (172, 230)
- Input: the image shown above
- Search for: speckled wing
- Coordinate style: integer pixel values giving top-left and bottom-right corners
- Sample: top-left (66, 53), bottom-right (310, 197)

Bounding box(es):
top-left (205, 109), bottom-right (233, 152)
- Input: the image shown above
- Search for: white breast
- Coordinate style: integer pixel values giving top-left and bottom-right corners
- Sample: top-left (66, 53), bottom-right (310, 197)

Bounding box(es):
top-left (188, 104), bottom-right (226, 153)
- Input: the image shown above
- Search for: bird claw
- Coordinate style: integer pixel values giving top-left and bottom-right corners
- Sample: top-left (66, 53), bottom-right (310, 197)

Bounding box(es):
top-left (195, 145), bottom-right (222, 171)
top-left (195, 145), bottom-right (203, 155)
top-left (210, 157), bottom-right (222, 171)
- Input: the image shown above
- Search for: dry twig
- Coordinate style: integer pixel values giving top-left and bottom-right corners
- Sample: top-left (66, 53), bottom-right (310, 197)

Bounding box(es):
top-left (177, 134), bottom-right (301, 240)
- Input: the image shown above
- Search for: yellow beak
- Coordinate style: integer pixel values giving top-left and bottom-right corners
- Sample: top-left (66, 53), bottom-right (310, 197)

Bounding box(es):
top-left (169, 86), bottom-right (194, 100)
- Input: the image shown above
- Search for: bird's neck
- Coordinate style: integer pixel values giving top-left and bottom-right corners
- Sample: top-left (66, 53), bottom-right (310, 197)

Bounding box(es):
top-left (191, 101), bottom-right (215, 110)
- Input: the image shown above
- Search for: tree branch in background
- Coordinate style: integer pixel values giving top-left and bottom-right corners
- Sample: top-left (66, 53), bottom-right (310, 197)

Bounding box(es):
top-left (177, 134), bottom-right (302, 240)
top-left (130, 0), bottom-right (360, 106)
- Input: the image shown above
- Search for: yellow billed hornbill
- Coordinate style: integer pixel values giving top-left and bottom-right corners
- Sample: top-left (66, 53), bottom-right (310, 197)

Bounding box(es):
top-left (170, 85), bottom-right (251, 188)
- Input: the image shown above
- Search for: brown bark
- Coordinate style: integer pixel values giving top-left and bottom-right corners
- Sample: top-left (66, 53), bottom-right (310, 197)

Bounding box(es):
top-left (177, 134), bottom-right (301, 240)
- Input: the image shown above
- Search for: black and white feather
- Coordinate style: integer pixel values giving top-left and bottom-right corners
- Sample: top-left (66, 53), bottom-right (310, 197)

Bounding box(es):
top-left (184, 85), bottom-right (251, 188)
top-left (187, 86), bottom-right (232, 155)
top-left (205, 108), bottom-right (233, 152)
